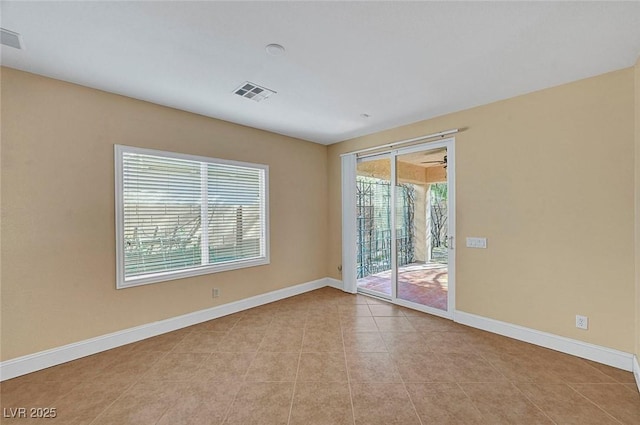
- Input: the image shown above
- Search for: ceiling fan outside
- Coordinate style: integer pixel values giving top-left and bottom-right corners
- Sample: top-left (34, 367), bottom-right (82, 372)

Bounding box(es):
top-left (421, 154), bottom-right (447, 168)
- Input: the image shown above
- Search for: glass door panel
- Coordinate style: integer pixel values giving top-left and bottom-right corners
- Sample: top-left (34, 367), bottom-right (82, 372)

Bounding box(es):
top-left (356, 156), bottom-right (393, 299)
top-left (395, 149), bottom-right (449, 311)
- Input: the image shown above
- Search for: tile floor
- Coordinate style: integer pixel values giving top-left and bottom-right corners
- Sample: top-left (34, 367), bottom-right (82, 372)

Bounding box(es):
top-left (357, 263), bottom-right (448, 310)
top-left (1, 287), bottom-right (638, 425)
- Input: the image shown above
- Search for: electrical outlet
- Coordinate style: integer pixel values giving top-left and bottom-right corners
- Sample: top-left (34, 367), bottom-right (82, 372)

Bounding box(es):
top-left (576, 315), bottom-right (588, 330)
top-left (212, 288), bottom-right (220, 298)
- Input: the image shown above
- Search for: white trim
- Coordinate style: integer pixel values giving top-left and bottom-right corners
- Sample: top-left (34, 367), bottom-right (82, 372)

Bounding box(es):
top-left (326, 278), bottom-right (345, 291)
top-left (455, 310), bottom-right (634, 371)
top-left (633, 356), bottom-right (640, 393)
top-left (341, 154), bottom-right (358, 294)
top-left (0, 277), bottom-right (329, 381)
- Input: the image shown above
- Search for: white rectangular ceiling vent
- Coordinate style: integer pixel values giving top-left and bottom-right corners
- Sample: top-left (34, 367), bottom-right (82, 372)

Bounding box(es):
top-left (1, 28), bottom-right (23, 50)
top-left (234, 82), bottom-right (276, 102)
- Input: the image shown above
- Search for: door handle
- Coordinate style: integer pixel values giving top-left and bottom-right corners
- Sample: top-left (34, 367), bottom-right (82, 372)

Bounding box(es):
top-left (449, 236), bottom-right (454, 249)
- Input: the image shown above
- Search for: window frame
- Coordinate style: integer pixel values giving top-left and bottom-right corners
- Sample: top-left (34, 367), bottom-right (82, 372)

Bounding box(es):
top-left (114, 145), bottom-right (270, 289)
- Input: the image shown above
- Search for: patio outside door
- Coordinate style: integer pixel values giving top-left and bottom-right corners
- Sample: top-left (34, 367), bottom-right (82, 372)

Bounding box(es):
top-left (355, 154), bottom-right (393, 299)
top-left (351, 139), bottom-right (455, 318)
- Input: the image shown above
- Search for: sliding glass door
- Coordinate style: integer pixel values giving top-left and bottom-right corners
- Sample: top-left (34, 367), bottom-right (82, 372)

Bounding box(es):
top-left (350, 139), bottom-right (455, 318)
top-left (356, 154), bottom-right (393, 299)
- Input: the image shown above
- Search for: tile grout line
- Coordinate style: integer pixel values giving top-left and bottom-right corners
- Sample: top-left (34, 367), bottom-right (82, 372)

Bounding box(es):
top-left (402, 381), bottom-right (425, 425)
top-left (207, 316), bottom-right (256, 425)
top-left (88, 332), bottom-right (191, 425)
top-left (340, 301), bottom-right (358, 425)
top-left (86, 381), bottom-right (137, 425)
top-left (509, 381), bottom-right (559, 425)
top-left (567, 383), bottom-right (627, 425)
top-left (285, 310), bottom-right (306, 425)
top-left (454, 382), bottom-right (490, 422)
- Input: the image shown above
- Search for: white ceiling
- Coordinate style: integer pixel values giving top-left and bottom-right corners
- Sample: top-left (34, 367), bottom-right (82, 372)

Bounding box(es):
top-left (2, 1), bottom-right (640, 145)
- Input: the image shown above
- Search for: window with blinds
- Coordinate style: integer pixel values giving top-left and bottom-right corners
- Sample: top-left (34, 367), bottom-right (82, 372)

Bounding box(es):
top-left (115, 145), bottom-right (269, 288)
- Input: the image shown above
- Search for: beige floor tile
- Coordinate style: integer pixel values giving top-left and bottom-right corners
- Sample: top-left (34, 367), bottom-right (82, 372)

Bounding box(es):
top-left (172, 331), bottom-right (226, 353)
top-left (4, 288), bottom-right (638, 425)
top-left (338, 304), bottom-right (373, 317)
top-left (516, 382), bottom-right (620, 425)
top-left (305, 315), bottom-right (342, 331)
top-left (0, 380), bottom-right (79, 409)
top-left (223, 382), bottom-right (294, 425)
top-left (129, 329), bottom-right (190, 352)
top-left (17, 361), bottom-right (97, 384)
top-left (217, 330), bottom-right (265, 352)
top-left (350, 382), bottom-right (421, 425)
top-left (572, 383), bottom-right (640, 425)
top-left (260, 328), bottom-right (304, 352)
top-left (340, 316), bottom-right (379, 332)
top-left (444, 353), bottom-right (507, 383)
top-left (197, 352), bottom-right (256, 381)
top-left (460, 382), bottom-right (554, 424)
top-left (480, 351), bottom-right (565, 383)
top-left (302, 329), bottom-right (344, 352)
top-left (189, 314), bottom-right (242, 332)
top-left (545, 355), bottom-right (618, 384)
top-left (364, 296), bottom-right (388, 305)
top-left (245, 352), bottom-right (300, 382)
top-left (391, 351), bottom-right (456, 382)
top-left (233, 314), bottom-right (274, 333)
top-left (91, 381), bottom-right (189, 425)
top-left (156, 380), bottom-right (241, 425)
top-left (99, 350), bottom-right (166, 384)
top-left (582, 360), bottom-right (637, 383)
top-left (270, 315), bottom-right (307, 330)
top-left (343, 331), bottom-right (387, 352)
top-left (423, 330), bottom-right (482, 354)
top-left (346, 352), bottom-right (402, 383)
top-left (45, 380), bottom-right (133, 424)
top-left (141, 353), bottom-right (209, 381)
top-left (405, 315), bottom-right (466, 332)
top-left (380, 332), bottom-right (431, 353)
top-left (333, 294), bottom-right (370, 305)
top-left (23, 347), bottom-right (131, 382)
top-left (368, 304), bottom-right (405, 317)
top-left (405, 383), bottom-right (488, 425)
top-left (289, 382), bottom-right (354, 425)
top-left (297, 352), bottom-right (348, 382)
top-left (374, 316), bottom-right (416, 332)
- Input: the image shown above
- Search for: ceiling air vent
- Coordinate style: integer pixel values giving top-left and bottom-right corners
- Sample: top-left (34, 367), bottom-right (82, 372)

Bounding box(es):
top-left (234, 82), bottom-right (276, 102)
top-left (1, 28), bottom-right (23, 50)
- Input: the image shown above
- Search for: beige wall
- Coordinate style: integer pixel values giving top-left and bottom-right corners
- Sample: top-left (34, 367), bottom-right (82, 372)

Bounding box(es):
top-left (0, 68), bottom-right (328, 361)
top-left (329, 68), bottom-right (636, 352)
top-left (2, 64), bottom-right (638, 362)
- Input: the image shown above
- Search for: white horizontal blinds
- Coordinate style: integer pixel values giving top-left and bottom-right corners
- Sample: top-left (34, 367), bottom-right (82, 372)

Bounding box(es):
top-left (122, 153), bottom-right (203, 278)
top-left (207, 163), bottom-right (265, 264)
top-left (120, 148), bottom-right (267, 284)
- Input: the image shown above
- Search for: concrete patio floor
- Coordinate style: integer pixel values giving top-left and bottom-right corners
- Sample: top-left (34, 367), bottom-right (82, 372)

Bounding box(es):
top-left (356, 262), bottom-right (448, 310)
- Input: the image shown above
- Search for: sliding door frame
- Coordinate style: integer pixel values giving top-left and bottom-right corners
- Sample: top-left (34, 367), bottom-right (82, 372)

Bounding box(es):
top-left (341, 137), bottom-right (456, 319)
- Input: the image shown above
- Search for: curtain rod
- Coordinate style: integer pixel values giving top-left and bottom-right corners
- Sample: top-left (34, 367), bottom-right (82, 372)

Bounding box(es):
top-left (339, 128), bottom-right (459, 157)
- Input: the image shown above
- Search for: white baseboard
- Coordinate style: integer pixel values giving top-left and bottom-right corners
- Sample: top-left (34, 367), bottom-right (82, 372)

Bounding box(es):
top-left (455, 310), bottom-right (634, 371)
top-left (633, 356), bottom-right (640, 393)
top-left (0, 277), bottom-right (330, 381)
top-left (326, 278), bottom-right (344, 291)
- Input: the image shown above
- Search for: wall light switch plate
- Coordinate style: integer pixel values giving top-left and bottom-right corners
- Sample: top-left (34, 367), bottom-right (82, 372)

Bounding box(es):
top-left (466, 237), bottom-right (487, 249)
